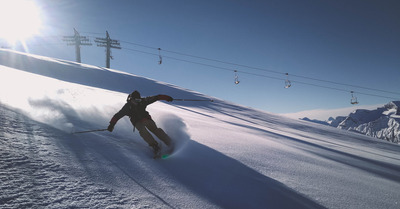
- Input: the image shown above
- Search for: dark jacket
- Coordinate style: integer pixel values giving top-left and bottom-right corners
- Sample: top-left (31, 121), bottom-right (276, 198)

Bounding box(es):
top-left (110, 95), bottom-right (171, 125)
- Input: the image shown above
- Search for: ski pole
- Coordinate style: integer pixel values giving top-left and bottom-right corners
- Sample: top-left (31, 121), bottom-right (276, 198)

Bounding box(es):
top-left (72, 128), bottom-right (108, 134)
top-left (173, 99), bottom-right (214, 102)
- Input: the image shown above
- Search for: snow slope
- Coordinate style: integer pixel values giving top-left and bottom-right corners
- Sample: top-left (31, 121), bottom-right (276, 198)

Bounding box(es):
top-left (1, 49), bottom-right (400, 208)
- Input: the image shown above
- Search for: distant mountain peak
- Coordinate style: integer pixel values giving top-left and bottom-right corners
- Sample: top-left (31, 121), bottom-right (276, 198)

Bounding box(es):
top-left (302, 101), bottom-right (400, 144)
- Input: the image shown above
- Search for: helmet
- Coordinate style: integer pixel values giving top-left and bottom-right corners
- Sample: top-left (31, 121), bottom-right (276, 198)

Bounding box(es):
top-left (127, 90), bottom-right (141, 102)
top-left (131, 91), bottom-right (140, 99)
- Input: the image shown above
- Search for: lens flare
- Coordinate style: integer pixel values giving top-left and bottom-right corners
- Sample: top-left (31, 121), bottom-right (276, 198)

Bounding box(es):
top-left (0, 0), bottom-right (42, 45)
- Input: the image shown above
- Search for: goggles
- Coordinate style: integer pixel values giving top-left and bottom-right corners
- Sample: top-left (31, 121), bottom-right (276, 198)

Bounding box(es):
top-left (131, 98), bottom-right (142, 103)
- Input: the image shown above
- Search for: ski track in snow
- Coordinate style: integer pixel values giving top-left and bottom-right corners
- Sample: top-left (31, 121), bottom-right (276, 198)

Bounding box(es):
top-left (0, 105), bottom-right (142, 208)
top-left (0, 104), bottom-right (324, 209)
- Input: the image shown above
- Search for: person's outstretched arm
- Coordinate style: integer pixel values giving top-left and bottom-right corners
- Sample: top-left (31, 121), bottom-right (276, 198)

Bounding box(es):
top-left (108, 103), bottom-right (130, 132)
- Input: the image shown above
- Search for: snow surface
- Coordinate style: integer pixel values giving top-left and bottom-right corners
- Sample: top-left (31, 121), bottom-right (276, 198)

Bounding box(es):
top-left (1, 49), bottom-right (400, 208)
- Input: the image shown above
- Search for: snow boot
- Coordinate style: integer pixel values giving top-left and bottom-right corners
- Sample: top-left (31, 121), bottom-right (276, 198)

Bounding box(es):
top-left (151, 144), bottom-right (161, 159)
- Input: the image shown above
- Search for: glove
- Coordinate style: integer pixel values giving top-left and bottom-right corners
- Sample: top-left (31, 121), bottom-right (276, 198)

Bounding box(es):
top-left (107, 123), bottom-right (115, 132)
top-left (158, 95), bottom-right (173, 102)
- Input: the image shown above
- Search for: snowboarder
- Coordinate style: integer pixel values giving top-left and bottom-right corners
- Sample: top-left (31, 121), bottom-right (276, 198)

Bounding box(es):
top-left (107, 90), bottom-right (174, 157)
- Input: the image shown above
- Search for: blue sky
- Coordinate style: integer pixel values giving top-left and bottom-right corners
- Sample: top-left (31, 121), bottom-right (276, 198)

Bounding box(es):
top-left (2, 0), bottom-right (400, 116)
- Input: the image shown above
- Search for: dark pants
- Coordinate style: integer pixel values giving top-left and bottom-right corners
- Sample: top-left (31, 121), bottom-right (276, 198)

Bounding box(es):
top-left (134, 119), bottom-right (172, 147)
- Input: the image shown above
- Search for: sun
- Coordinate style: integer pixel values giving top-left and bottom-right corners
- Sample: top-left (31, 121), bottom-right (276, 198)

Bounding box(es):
top-left (0, 0), bottom-right (42, 45)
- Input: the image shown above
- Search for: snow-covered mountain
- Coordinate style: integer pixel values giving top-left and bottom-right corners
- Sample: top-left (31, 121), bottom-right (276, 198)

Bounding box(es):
top-left (1, 49), bottom-right (400, 209)
top-left (304, 102), bottom-right (400, 144)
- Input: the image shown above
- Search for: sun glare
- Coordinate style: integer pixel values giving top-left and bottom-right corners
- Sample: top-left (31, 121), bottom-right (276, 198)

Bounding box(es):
top-left (0, 0), bottom-right (42, 45)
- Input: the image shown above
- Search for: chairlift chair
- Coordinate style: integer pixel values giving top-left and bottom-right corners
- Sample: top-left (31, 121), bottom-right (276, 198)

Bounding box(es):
top-left (350, 91), bottom-right (359, 105)
top-left (158, 48), bottom-right (162, 65)
top-left (234, 70), bottom-right (240, 84)
top-left (351, 98), bottom-right (359, 105)
top-left (284, 73), bottom-right (291, 88)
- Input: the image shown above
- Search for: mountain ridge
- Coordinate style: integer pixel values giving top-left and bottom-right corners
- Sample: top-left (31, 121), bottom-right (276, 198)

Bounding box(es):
top-left (302, 101), bottom-right (400, 143)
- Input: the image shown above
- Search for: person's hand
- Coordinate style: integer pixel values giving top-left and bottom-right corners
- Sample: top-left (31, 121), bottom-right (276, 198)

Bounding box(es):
top-left (166, 96), bottom-right (173, 102)
top-left (107, 123), bottom-right (115, 132)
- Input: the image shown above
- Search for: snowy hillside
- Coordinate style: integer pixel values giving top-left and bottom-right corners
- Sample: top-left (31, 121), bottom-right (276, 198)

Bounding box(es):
top-left (304, 102), bottom-right (400, 144)
top-left (1, 49), bottom-right (400, 209)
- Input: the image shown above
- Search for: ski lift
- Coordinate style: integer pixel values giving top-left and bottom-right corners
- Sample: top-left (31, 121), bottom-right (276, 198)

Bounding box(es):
top-left (284, 73), bottom-right (291, 88)
top-left (350, 91), bottom-right (359, 105)
top-left (234, 70), bottom-right (240, 84)
top-left (158, 48), bottom-right (162, 65)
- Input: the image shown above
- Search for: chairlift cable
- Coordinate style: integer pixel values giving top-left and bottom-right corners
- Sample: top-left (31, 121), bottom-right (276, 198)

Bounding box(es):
top-left (290, 74), bottom-right (400, 96)
top-left (119, 40), bottom-right (400, 96)
top-left (33, 33), bottom-right (400, 96)
top-left (21, 33), bottom-right (400, 101)
top-left (121, 46), bottom-right (399, 101)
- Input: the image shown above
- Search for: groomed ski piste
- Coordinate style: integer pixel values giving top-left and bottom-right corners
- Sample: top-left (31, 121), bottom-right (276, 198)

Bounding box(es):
top-left (1, 49), bottom-right (400, 208)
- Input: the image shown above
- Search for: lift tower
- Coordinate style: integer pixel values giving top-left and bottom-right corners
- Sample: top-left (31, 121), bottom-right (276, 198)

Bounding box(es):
top-left (95, 31), bottom-right (121, 68)
top-left (63, 28), bottom-right (92, 63)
